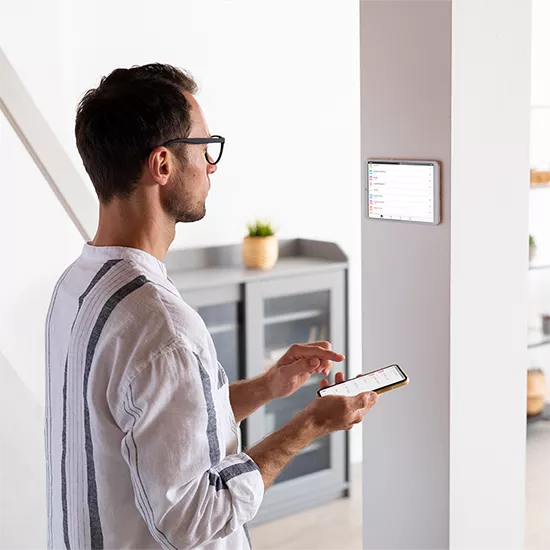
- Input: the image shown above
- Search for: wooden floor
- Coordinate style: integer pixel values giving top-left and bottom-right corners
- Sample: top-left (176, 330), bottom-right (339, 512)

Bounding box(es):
top-left (250, 466), bottom-right (362, 550)
top-left (250, 422), bottom-right (550, 550)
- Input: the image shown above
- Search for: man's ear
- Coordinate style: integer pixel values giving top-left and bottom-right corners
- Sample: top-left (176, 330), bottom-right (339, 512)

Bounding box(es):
top-left (148, 147), bottom-right (172, 186)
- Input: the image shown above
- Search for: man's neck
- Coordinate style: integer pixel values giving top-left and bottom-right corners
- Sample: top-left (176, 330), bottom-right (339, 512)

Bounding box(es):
top-left (91, 200), bottom-right (175, 262)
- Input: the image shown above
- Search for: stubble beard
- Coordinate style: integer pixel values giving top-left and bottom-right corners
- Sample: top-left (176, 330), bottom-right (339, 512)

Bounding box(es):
top-left (161, 165), bottom-right (206, 224)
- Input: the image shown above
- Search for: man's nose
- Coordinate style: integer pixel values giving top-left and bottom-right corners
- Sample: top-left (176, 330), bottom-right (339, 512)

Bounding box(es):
top-left (207, 163), bottom-right (217, 175)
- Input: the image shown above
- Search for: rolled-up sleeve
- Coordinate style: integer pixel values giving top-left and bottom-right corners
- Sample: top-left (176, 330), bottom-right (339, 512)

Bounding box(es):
top-left (114, 341), bottom-right (264, 550)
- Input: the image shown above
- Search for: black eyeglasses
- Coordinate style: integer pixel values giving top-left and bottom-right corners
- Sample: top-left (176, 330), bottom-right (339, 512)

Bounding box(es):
top-left (162, 135), bottom-right (225, 165)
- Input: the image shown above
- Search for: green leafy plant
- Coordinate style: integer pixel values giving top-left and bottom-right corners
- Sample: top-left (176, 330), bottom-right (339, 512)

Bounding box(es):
top-left (528, 367), bottom-right (545, 375)
top-left (246, 220), bottom-right (276, 238)
top-left (529, 235), bottom-right (536, 247)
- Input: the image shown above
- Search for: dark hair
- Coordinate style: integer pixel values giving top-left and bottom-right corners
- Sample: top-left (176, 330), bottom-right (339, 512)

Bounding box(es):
top-left (75, 63), bottom-right (198, 204)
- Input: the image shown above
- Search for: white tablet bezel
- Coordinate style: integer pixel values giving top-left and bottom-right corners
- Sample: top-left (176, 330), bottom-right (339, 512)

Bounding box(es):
top-left (366, 159), bottom-right (441, 225)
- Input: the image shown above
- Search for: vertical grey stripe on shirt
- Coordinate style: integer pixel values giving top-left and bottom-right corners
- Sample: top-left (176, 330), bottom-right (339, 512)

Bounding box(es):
top-left (77, 260), bottom-right (123, 311)
top-left (123, 396), bottom-right (178, 550)
top-left (124, 385), bottom-right (178, 550)
top-left (243, 523), bottom-right (252, 550)
top-left (83, 275), bottom-right (149, 550)
top-left (46, 262), bottom-right (75, 550)
top-left (194, 352), bottom-right (220, 466)
top-left (60, 356), bottom-right (71, 549)
top-left (61, 259), bottom-right (121, 549)
top-left (217, 362), bottom-right (227, 389)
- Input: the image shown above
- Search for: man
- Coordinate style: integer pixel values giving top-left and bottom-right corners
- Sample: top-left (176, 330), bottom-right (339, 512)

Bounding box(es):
top-left (45, 63), bottom-right (378, 550)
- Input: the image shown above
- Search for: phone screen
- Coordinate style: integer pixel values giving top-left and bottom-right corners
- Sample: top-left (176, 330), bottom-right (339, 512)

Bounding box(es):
top-left (318, 364), bottom-right (407, 397)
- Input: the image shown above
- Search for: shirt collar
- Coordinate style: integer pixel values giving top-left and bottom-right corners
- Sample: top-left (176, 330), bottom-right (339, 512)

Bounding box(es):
top-left (82, 243), bottom-right (168, 278)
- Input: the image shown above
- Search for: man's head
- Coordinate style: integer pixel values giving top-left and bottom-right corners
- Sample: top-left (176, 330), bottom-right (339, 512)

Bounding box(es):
top-left (75, 63), bottom-right (217, 223)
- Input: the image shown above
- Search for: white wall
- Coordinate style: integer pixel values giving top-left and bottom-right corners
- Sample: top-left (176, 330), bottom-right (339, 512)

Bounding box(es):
top-left (528, 0), bottom-right (550, 384)
top-left (0, 352), bottom-right (47, 550)
top-left (361, 0), bottom-right (530, 548)
top-left (3, 0), bottom-right (364, 393)
top-left (0, 116), bottom-right (84, 405)
top-left (0, 4), bottom-right (85, 542)
top-left (360, 2), bottom-right (453, 546)
top-left (531, 0), bottom-right (550, 170)
top-left (0, 1), bottom-right (362, 547)
top-left (0, 0), bottom-right (85, 405)
top-left (449, 1), bottom-right (530, 547)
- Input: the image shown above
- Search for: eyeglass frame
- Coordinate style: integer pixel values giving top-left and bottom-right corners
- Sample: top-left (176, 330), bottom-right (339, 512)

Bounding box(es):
top-left (161, 135), bottom-right (225, 165)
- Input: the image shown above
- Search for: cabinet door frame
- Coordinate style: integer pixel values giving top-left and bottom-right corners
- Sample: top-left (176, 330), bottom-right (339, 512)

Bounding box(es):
top-left (245, 269), bottom-right (347, 521)
top-left (179, 284), bottom-right (240, 310)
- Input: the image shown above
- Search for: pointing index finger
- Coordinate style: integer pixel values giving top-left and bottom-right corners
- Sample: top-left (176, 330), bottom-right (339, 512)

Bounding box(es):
top-left (302, 345), bottom-right (345, 362)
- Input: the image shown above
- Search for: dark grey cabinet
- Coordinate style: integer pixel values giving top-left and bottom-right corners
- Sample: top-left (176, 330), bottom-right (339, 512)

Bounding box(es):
top-left (197, 302), bottom-right (243, 384)
top-left (178, 285), bottom-right (244, 385)
top-left (165, 239), bottom-right (349, 523)
top-left (245, 271), bottom-right (347, 523)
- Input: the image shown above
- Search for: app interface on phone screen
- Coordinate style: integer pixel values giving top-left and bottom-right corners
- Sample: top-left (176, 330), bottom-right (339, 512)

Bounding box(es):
top-left (325, 365), bottom-right (405, 396)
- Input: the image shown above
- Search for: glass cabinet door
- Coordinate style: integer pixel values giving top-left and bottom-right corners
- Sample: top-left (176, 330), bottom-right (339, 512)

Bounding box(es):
top-left (263, 290), bottom-right (332, 483)
top-left (245, 271), bottom-right (347, 521)
top-left (197, 301), bottom-right (242, 384)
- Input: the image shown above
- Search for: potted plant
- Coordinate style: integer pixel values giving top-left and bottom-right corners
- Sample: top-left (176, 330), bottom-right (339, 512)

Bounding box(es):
top-left (242, 220), bottom-right (279, 270)
top-left (529, 235), bottom-right (536, 264)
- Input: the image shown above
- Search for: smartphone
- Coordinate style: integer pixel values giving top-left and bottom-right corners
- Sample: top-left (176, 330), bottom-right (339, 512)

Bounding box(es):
top-left (317, 364), bottom-right (409, 397)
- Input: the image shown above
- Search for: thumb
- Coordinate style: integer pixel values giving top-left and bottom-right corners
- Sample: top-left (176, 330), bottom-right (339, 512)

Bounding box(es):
top-left (356, 391), bottom-right (378, 409)
top-left (309, 358), bottom-right (321, 369)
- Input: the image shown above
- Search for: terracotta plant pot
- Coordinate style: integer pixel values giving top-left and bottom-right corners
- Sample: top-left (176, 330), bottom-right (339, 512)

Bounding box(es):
top-left (527, 369), bottom-right (548, 416)
top-left (242, 236), bottom-right (279, 270)
top-left (527, 396), bottom-right (546, 416)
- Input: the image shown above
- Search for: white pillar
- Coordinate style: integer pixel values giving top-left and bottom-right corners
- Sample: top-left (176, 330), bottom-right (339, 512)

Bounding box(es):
top-left (360, 1), bottom-right (531, 549)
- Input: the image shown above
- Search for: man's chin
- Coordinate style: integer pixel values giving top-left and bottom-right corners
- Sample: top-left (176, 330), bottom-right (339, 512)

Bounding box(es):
top-left (176, 207), bottom-right (206, 224)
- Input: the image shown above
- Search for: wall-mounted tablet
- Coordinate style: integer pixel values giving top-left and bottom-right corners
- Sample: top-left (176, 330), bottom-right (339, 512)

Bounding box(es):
top-left (366, 159), bottom-right (441, 225)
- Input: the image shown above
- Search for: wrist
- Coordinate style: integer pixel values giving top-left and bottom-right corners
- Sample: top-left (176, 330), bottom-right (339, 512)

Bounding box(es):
top-left (254, 371), bottom-right (275, 403)
top-left (291, 407), bottom-right (326, 441)
top-left (260, 368), bottom-right (280, 401)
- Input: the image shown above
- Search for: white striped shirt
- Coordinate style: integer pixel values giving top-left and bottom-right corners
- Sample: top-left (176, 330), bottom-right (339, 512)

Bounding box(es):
top-left (45, 244), bottom-right (264, 550)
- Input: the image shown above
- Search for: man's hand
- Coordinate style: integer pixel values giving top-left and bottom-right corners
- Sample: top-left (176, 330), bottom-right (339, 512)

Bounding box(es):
top-left (264, 341), bottom-right (345, 400)
top-left (247, 371), bottom-right (377, 489)
top-left (306, 371), bottom-right (378, 435)
top-left (229, 341), bottom-right (344, 423)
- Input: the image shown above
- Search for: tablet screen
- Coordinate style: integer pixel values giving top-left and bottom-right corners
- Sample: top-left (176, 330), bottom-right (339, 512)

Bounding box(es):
top-left (367, 160), bottom-right (439, 224)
